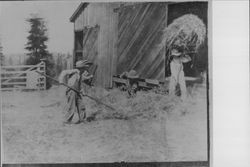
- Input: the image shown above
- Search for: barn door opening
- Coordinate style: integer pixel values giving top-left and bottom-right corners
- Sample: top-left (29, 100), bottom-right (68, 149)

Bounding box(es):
top-left (74, 25), bottom-right (100, 62)
top-left (74, 30), bottom-right (84, 64)
top-left (74, 25), bottom-right (100, 84)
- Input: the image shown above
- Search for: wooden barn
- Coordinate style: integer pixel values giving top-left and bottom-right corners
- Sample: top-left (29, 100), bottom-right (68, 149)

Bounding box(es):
top-left (70, 2), bottom-right (208, 88)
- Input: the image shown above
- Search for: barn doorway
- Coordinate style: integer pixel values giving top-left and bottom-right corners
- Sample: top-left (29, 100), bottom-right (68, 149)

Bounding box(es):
top-left (74, 30), bottom-right (84, 64)
top-left (73, 25), bottom-right (100, 84)
top-left (74, 25), bottom-right (100, 64)
top-left (165, 2), bottom-right (208, 78)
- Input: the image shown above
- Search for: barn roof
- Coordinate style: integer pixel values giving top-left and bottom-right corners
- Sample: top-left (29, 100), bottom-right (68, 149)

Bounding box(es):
top-left (70, 3), bottom-right (89, 22)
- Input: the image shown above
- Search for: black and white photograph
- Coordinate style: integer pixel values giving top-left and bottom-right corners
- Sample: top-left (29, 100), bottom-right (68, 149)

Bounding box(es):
top-left (0, 1), bottom-right (210, 166)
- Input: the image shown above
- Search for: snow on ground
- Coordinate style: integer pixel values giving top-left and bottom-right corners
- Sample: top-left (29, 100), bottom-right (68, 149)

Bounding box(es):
top-left (1, 85), bottom-right (208, 163)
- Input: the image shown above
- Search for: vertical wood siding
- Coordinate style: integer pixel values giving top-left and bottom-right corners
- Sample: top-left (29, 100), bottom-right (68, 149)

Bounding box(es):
top-left (74, 3), bottom-right (119, 88)
top-left (73, 2), bottom-right (168, 87)
top-left (117, 3), bottom-right (167, 81)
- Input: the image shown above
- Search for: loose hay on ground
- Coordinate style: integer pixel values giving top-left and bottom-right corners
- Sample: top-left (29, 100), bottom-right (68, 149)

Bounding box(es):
top-left (83, 87), bottom-right (197, 121)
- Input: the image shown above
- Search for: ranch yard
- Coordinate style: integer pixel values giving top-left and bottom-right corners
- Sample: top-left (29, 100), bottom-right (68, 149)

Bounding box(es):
top-left (1, 85), bottom-right (208, 163)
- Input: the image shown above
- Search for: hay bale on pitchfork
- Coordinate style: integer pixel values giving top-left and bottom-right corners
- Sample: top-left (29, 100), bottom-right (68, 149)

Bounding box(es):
top-left (162, 14), bottom-right (206, 52)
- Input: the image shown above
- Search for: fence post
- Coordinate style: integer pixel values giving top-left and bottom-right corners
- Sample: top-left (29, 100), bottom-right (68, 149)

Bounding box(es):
top-left (41, 61), bottom-right (46, 90)
top-left (37, 61), bottom-right (46, 90)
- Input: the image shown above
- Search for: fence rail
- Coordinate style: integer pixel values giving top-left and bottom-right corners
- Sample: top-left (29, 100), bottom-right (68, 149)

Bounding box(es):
top-left (1, 62), bottom-right (46, 91)
top-left (2, 64), bottom-right (43, 69)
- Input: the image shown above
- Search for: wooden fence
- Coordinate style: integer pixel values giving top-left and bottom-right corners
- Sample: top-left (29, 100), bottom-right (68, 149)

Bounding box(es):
top-left (1, 62), bottom-right (46, 91)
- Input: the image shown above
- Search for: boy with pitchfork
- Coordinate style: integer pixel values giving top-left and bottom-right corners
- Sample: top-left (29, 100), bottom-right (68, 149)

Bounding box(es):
top-left (59, 60), bottom-right (93, 124)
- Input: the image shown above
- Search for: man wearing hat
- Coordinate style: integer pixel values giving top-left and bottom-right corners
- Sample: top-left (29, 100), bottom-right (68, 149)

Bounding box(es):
top-left (168, 47), bottom-right (191, 100)
top-left (59, 60), bottom-right (93, 124)
top-left (120, 70), bottom-right (139, 98)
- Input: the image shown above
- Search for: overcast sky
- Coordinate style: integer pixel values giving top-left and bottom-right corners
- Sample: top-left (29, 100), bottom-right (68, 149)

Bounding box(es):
top-left (0, 1), bottom-right (80, 56)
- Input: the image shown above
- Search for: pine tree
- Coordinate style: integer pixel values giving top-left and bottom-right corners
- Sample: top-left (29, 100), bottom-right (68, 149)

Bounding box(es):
top-left (25, 14), bottom-right (48, 64)
top-left (25, 14), bottom-right (55, 89)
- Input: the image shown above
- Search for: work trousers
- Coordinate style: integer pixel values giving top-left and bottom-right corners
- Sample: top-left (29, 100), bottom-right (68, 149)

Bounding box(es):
top-left (169, 62), bottom-right (187, 100)
top-left (64, 89), bottom-right (86, 123)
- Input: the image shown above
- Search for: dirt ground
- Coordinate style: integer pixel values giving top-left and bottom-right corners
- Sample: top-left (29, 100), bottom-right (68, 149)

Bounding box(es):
top-left (1, 85), bottom-right (208, 163)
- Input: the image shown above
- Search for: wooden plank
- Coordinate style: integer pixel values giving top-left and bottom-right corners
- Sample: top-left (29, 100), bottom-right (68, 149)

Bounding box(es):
top-left (145, 79), bottom-right (159, 85)
top-left (1, 82), bottom-right (27, 85)
top-left (107, 6), bottom-right (112, 88)
top-left (139, 81), bottom-right (149, 88)
top-left (103, 5), bottom-right (109, 88)
top-left (1, 87), bottom-right (39, 91)
top-left (113, 77), bottom-right (127, 84)
top-left (1, 82), bottom-right (44, 88)
top-left (1, 88), bottom-right (24, 91)
top-left (81, 25), bottom-right (99, 70)
top-left (110, 10), bottom-right (118, 87)
top-left (85, 26), bottom-right (99, 60)
top-left (1, 71), bottom-right (29, 74)
top-left (1, 65), bottom-right (41, 69)
top-left (73, 23), bottom-right (76, 67)
top-left (82, 28), bottom-right (92, 53)
top-left (1, 76), bottom-right (27, 79)
top-left (165, 77), bottom-right (200, 81)
top-left (1, 77), bottom-right (44, 83)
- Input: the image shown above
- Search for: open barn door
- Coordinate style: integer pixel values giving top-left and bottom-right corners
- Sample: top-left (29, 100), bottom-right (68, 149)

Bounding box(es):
top-left (74, 30), bottom-right (84, 65)
top-left (74, 25), bottom-right (100, 85)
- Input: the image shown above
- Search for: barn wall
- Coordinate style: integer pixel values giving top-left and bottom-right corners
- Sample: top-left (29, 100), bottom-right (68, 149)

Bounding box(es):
top-left (74, 3), bottom-right (119, 88)
top-left (117, 2), bottom-right (168, 81)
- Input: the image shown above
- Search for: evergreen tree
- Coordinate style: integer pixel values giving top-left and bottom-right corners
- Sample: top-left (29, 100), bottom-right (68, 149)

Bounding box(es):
top-left (25, 14), bottom-right (48, 64)
top-left (25, 14), bottom-right (55, 89)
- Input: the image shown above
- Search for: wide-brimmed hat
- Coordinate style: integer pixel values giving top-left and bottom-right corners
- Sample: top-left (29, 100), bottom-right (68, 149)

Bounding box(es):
top-left (171, 48), bottom-right (182, 56)
top-left (127, 70), bottom-right (139, 79)
top-left (75, 60), bottom-right (93, 68)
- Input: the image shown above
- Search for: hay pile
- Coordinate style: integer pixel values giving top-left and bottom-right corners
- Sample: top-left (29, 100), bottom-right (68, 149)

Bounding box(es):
top-left (161, 14), bottom-right (206, 51)
top-left (84, 87), bottom-right (186, 121)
